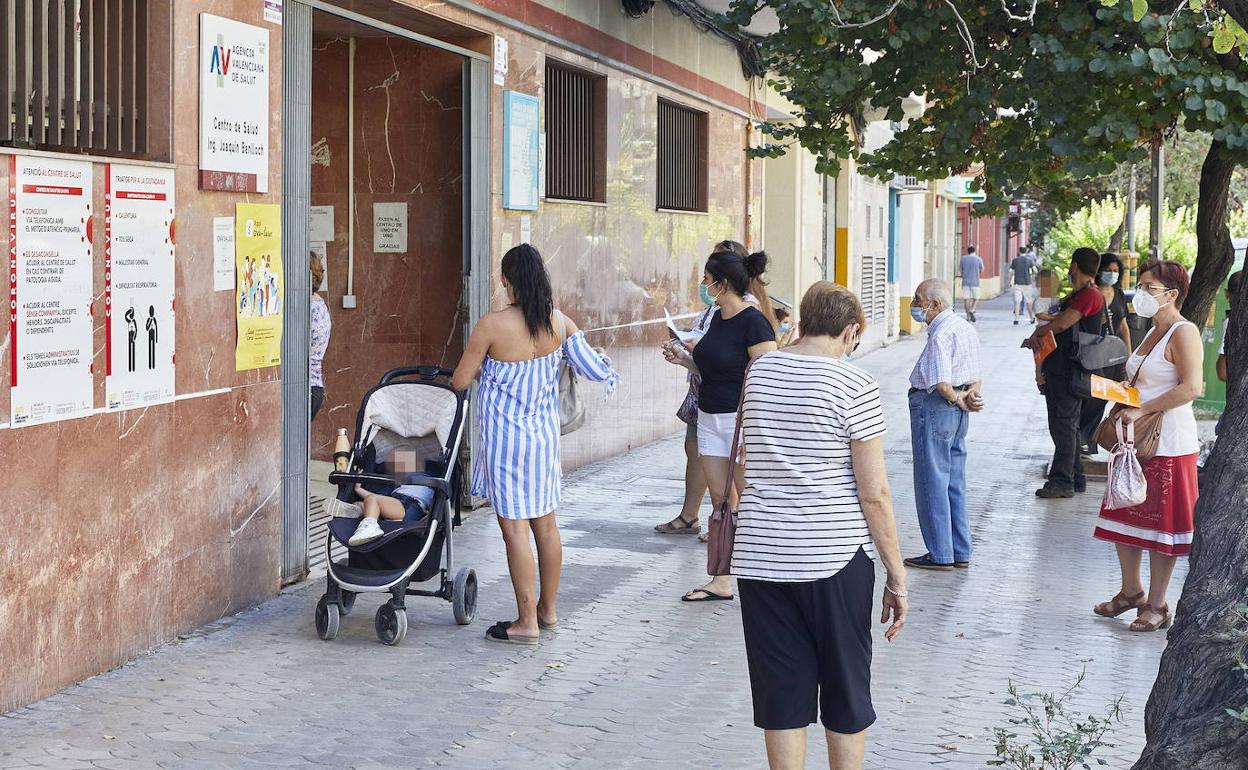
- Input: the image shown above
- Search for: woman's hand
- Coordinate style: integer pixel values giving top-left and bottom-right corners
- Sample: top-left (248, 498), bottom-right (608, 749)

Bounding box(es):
top-left (662, 341), bottom-right (689, 365)
top-left (1117, 407), bottom-right (1144, 426)
top-left (881, 583), bottom-right (908, 642)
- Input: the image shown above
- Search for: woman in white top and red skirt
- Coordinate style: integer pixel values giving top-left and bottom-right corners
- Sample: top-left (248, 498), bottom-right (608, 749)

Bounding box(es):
top-left (1093, 260), bottom-right (1204, 633)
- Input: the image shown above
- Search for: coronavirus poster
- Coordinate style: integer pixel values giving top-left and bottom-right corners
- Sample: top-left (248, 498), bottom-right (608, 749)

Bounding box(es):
top-left (8, 156), bottom-right (95, 428)
top-left (234, 203), bottom-right (283, 370)
top-left (105, 165), bottom-right (176, 411)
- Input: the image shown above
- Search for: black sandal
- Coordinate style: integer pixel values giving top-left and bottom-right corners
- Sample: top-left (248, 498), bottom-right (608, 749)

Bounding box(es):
top-left (484, 621), bottom-right (538, 645)
top-left (655, 515), bottom-right (700, 535)
top-left (681, 588), bottom-right (733, 602)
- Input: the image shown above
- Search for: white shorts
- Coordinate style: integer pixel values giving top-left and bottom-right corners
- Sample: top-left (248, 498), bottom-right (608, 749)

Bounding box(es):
top-left (697, 409), bottom-right (737, 458)
top-left (1012, 284), bottom-right (1038, 304)
top-left (961, 285), bottom-right (982, 300)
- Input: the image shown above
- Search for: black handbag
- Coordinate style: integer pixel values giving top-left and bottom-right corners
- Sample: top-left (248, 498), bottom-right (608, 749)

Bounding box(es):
top-left (1074, 298), bottom-right (1129, 372)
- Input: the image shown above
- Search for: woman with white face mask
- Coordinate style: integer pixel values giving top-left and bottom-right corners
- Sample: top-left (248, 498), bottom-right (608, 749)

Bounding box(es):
top-left (1092, 260), bottom-right (1204, 632)
top-left (1078, 252), bottom-right (1134, 455)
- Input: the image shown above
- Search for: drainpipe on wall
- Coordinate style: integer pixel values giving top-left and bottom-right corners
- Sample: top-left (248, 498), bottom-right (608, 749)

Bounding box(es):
top-left (344, 37), bottom-right (358, 309)
top-left (744, 119), bottom-right (753, 250)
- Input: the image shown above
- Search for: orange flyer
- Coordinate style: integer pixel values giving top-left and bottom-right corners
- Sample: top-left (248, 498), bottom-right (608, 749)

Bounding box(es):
top-left (1032, 331), bottom-right (1057, 366)
top-left (1090, 375), bottom-right (1141, 407)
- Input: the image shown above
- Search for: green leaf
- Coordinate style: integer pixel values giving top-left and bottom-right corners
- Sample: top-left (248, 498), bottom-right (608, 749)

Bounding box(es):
top-left (1131, 0), bottom-right (1148, 22)
top-left (1213, 26), bottom-right (1236, 55)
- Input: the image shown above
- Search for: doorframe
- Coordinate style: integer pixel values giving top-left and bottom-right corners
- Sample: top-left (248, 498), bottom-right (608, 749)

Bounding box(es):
top-left (279, 0), bottom-right (491, 584)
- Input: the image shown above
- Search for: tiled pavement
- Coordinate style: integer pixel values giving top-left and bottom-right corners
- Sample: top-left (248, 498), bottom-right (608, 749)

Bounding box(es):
top-left (0, 296), bottom-right (1179, 769)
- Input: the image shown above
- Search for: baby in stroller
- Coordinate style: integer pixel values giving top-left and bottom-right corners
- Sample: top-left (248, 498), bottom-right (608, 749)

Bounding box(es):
top-left (347, 448), bottom-right (436, 546)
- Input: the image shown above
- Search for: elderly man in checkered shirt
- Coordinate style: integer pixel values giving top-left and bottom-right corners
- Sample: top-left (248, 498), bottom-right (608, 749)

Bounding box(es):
top-left (904, 278), bottom-right (984, 571)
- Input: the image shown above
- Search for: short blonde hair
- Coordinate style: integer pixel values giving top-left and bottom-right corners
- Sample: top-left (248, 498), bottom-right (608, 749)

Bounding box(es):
top-left (309, 251), bottom-right (324, 289)
top-left (799, 281), bottom-right (865, 337)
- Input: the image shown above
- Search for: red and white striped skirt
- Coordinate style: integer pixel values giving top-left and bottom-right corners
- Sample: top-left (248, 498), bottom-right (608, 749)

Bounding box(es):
top-left (1093, 453), bottom-right (1198, 557)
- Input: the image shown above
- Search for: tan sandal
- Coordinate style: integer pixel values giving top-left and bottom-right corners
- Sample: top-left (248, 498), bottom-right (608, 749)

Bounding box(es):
top-left (1093, 590), bottom-right (1146, 618)
top-left (1129, 604), bottom-right (1172, 632)
top-left (655, 515), bottom-right (700, 535)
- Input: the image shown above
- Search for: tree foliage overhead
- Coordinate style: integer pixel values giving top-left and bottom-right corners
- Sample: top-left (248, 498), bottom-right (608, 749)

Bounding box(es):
top-left (725, 0), bottom-right (1248, 214)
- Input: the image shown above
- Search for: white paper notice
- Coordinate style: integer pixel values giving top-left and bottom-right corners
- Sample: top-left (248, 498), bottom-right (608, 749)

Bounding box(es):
top-left (264, 0), bottom-right (282, 24)
top-left (493, 36), bottom-right (508, 86)
top-left (105, 165), bottom-right (177, 412)
top-left (373, 202), bottom-right (407, 253)
top-left (9, 156), bottom-right (95, 428)
top-left (199, 14), bottom-right (270, 192)
top-left (310, 242), bottom-right (328, 291)
top-left (309, 205), bottom-right (334, 242)
top-left (520, 215), bottom-right (531, 244)
top-left (213, 217), bottom-right (235, 291)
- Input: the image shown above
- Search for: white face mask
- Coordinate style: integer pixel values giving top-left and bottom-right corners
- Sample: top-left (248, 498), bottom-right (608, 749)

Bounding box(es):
top-left (1133, 288), bottom-right (1171, 319)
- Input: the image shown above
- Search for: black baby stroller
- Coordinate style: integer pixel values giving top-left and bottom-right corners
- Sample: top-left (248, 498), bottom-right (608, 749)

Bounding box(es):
top-left (314, 366), bottom-right (477, 645)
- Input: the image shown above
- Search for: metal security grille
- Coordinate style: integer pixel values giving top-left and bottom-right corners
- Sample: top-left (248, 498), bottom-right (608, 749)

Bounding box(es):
top-left (657, 98), bottom-right (707, 212)
top-left (2, 0), bottom-right (150, 154)
top-left (544, 62), bottom-right (600, 202)
top-left (860, 253), bottom-right (887, 321)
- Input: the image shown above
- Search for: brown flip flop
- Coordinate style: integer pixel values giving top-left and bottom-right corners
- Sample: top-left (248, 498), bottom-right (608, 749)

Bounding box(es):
top-left (655, 516), bottom-right (700, 535)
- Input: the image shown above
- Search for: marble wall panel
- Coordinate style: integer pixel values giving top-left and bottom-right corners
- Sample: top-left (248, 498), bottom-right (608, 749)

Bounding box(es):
top-left (0, 0), bottom-right (283, 714)
top-left (308, 33), bottom-right (466, 459)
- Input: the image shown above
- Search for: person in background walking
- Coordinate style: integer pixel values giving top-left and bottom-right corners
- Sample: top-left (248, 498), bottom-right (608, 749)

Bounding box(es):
top-left (958, 246), bottom-right (985, 322)
top-left (733, 282), bottom-right (907, 770)
top-left (664, 248), bottom-right (777, 601)
top-left (1078, 252), bottom-right (1133, 456)
top-left (655, 240), bottom-right (764, 537)
top-left (1092, 260), bottom-right (1203, 632)
top-left (904, 279), bottom-right (983, 571)
top-left (452, 244), bottom-right (621, 645)
top-left (1217, 270), bottom-right (1242, 387)
top-left (310, 251), bottom-right (332, 421)
top-left (1024, 247), bottom-right (1105, 499)
top-left (1008, 248), bottom-right (1039, 325)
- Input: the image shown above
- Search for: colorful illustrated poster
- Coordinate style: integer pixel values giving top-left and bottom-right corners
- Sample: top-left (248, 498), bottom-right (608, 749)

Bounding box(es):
top-left (105, 165), bottom-right (176, 411)
top-left (234, 203), bottom-right (283, 370)
top-left (8, 156), bottom-right (95, 427)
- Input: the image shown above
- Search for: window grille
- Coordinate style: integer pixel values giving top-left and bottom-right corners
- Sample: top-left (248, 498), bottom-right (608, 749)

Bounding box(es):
top-left (656, 98), bottom-right (707, 212)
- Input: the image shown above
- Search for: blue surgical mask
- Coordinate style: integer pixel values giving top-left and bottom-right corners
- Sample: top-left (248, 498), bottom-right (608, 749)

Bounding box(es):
top-left (699, 282), bottom-right (715, 307)
top-left (1100, 271), bottom-right (1119, 286)
top-left (778, 322), bottom-right (792, 334)
top-left (910, 306), bottom-right (928, 324)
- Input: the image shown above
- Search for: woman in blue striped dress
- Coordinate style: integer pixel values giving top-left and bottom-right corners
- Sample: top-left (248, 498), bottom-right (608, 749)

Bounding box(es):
top-left (452, 244), bottom-right (620, 645)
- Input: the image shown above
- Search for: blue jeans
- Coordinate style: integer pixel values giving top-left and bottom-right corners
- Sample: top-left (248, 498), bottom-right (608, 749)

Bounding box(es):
top-left (908, 390), bottom-right (971, 564)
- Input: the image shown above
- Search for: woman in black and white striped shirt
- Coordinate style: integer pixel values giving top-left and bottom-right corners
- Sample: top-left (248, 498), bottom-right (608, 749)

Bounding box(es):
top-left (732, 281), bottom-right (907, 769)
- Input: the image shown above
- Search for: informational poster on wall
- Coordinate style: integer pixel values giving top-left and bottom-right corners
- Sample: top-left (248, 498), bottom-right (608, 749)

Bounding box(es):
top-left (105, 165), bottom-right (177, 412)
top-left (373, 202), bottom-right (407, 253)
top-left (234, 203), bottom-right (284, 370)
top-left (8, 156), bottom-right (95, 428)
top-left (199, 14), bottom-right (270, 193)
top-left (502, 91), bottom-right (540, 211)
top-left (212, 217), bottom-right (235, 291)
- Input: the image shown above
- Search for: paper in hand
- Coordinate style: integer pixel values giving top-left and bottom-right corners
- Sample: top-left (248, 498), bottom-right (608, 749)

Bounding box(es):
top-left (665, 309), bottom-right (702, 345)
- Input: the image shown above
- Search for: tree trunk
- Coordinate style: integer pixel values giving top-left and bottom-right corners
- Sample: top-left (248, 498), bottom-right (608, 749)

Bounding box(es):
top-left (1107, 213), bottom-right (1127, 253)
top-left (1132, 141), bottom-right (1248, 769)
top-left (1183, 140), bottom-right (1237, 328)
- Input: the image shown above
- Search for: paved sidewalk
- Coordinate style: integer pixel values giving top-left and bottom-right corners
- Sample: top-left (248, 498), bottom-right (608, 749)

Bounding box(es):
top-left (0, 296), bottom-right (1178, 769)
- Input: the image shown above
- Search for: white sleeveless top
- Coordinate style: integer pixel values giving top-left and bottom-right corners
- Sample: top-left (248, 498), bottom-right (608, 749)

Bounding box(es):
top-left (1125, 320), bottom-right (1199, 457)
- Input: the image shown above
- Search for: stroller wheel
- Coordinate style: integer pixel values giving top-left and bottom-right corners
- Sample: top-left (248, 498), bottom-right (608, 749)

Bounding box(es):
top-left (452, 568), bottom-right (478, 626)
top-left (375, 602), bottom-right (408, 645)
top-left (339, 591), bottom-right (357, 616)
top-left (315, 595), bottom-right (340, 641)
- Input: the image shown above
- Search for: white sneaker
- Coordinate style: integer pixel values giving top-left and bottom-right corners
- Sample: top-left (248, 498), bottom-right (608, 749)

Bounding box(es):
top-left (348, 518), bottom-right (385, 546)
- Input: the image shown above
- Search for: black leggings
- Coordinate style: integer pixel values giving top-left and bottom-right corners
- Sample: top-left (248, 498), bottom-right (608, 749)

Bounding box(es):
top-left (310, 386), bottom-right (325, 420)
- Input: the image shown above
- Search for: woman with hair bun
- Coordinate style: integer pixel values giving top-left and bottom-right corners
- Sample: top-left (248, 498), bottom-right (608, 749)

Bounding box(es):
top-left (664, 247), bottom-right (777, 602)
top-left (452, 244), bottom-right (621, 645)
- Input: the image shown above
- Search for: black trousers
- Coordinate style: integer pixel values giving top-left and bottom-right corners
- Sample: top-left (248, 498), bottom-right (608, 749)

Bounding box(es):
top-left (1045, 375), bottom-right (1084, 489)
top-left (310, 386), bottom-right (325, 421)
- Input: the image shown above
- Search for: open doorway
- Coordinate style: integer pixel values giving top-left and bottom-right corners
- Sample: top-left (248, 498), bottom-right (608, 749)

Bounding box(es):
top-left (281, 2), bottom-right (491, 583)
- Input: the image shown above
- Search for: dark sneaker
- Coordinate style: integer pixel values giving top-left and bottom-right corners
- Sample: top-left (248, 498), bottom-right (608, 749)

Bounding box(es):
top-left (1013, 319), bottom-right (1019, 325)
top-left (954, 561), bottom-right (971, 569)
top-left (1036, 484), bottom-right (1075, 499)
top-left (1074, 479), bottom-right (1088, 493)
top-left (904, 553), bottom-right (955, 571)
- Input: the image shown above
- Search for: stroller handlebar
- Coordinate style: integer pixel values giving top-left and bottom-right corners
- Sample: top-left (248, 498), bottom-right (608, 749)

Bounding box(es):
top-left (379, 365), bottom-right (454, 385)
top-left (329, 470), bottom-right (452, 496)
